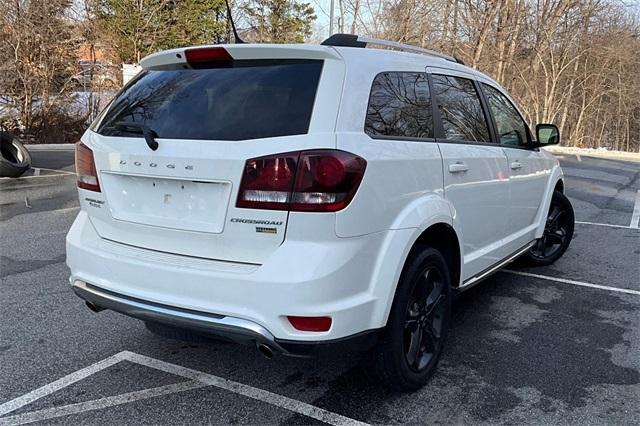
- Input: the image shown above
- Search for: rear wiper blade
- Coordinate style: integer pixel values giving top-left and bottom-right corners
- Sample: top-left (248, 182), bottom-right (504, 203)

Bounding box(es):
top-left (115, 122), bottom-right (159, 151)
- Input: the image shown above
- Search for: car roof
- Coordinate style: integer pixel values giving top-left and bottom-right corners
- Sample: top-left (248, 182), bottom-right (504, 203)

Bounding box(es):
top-left (331, 45), bottom-right (500, 87)
top-left (140, 42), bottom-right (498, 86)
top-left (139, 42), bottom-right (514, 117)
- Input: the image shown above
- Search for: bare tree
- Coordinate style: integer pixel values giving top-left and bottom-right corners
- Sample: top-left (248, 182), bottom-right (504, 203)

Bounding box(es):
top-left (357, 0), bottom-right (640, 151)
top-left (0, 0), bottom-right (79, 138)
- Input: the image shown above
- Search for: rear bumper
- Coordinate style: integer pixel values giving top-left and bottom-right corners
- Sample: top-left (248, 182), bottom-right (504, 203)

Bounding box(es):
top-left (72, 280), bottom-right (289, 353)
top-left (66, 211), bottom-right (392, 344)
top-left (73, 280), bottom-right (380, 357)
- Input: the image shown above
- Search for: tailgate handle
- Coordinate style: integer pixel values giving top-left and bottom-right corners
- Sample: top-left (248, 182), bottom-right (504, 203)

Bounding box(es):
top-left (448, 162), bottom-right (469, 173)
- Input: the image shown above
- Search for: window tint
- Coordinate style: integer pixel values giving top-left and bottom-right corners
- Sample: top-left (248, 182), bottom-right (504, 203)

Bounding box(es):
top-left (365, 72), bottom-right (433, 139)
top-left (431, 75), bottom-right (490, 143)
top-left (482, 84), bottom-right (530, 147)
top-left (95, 60), bottom-right (323, 141)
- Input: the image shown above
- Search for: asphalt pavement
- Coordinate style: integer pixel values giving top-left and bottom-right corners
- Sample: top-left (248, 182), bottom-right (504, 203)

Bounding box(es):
top-left (1, 148), bottom-right (638, 425)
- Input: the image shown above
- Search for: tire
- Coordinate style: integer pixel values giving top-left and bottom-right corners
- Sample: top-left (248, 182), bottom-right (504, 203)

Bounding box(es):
top-left (0, 132), bottom-right (31, 178)
top-left (144, 321), bottom-right (230, 345)
top-left (521, 190), bottom-right (574, 267)
top-left (370, 246), bottom-right (452, 392)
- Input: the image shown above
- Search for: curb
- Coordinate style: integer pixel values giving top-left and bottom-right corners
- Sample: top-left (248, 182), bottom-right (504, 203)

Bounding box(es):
top-left (25, 144), bottom-right (75, 151)
top-left (543, 146), bottom-right (640, 161)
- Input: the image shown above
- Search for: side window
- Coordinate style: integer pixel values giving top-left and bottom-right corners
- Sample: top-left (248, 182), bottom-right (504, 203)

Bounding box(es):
top-left (431, 75), bottom-right (490, 143)
top-left (365, 72), bottom-right (433, 139)
top-left (482, 84), bottom-right (530, 147)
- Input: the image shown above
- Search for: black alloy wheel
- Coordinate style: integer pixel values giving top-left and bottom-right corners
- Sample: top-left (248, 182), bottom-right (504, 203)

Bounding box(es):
top-left (403, 266), bottom-right (447, 373)
top-left (523, 190), bottom-right (574, 266)
top-left (371, 246), bottom-right (451, 392)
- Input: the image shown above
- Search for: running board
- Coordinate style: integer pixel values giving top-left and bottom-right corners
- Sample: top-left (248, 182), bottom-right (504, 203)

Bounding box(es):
top-left (459, 241), bottom-right (535, 290)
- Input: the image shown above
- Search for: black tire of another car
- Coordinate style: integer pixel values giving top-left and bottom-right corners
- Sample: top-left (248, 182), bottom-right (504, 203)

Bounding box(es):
top-left (0, 131), bottom-right (32, 178)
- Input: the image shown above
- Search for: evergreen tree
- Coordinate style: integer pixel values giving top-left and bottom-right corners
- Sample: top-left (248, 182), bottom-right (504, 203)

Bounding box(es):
top-left (173, 0), bottom-right (227, 46)
top-left (243, 0), bottom-right (316, 43)
top-left (95, 0), bottom-right (227, 63)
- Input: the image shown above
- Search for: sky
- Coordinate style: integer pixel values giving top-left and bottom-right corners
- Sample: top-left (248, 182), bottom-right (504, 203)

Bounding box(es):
top-left (309, 0), bottom-right (337, 41)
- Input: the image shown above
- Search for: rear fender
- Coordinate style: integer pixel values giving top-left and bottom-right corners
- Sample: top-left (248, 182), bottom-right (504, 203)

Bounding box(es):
top-left (368, 194), bottom-right (461, 327)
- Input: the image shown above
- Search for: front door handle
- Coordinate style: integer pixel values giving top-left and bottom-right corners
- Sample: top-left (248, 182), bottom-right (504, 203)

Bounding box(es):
top-left (448, 162), bottom-right (469, 173)
top-left (510, 161), bottom-right (523, 170)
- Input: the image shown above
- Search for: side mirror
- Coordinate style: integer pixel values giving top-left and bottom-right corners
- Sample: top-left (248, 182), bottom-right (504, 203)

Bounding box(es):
top-left (535, 124), bottom-right (560, 146)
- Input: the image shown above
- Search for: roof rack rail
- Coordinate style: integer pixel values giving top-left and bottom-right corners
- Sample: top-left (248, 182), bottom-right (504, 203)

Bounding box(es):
top-left (321, 33), bottom-right (465, 65)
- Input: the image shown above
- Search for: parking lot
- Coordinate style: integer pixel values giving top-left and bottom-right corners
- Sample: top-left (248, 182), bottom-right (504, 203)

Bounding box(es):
top-left (1, 148), bottom-right (638, 425)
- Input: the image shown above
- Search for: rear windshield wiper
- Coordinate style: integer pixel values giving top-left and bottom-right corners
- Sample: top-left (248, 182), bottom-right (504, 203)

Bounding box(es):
top-left (115, 122), bottom-right (159, 151)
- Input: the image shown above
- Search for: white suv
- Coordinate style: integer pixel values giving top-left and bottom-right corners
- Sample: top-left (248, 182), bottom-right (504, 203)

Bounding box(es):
top-left (66, 34), bottom-right (574, 391)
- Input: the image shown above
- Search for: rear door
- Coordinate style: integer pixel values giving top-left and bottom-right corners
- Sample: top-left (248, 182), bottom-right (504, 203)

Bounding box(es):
top-left (430, 72), bottom-right (511, 280)
top-left (480, 83), bottom-right (551, 250)
top-left (80, 46), bottom-right (344, 264)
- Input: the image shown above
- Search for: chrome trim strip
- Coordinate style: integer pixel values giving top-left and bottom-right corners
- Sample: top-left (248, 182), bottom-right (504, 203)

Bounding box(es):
top-left (460, 241), bottom-right (535, 290)
top-left (72, 280), bottom-right (286, 353)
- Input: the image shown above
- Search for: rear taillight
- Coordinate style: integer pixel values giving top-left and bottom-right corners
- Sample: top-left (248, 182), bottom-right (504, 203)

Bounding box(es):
top-left (236, 152), bottom-right (298, 210)
top-left (291, 151), bottom-right (366, 212)
top-left (237, 150), bottom-right (366, 212)
top-left (75, 142), bottom-right (100, 192)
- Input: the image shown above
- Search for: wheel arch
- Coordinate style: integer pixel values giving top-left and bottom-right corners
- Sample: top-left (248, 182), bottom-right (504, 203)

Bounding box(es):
top-left (373, 219), bottom-right (463, 329)
top-left (411, 223), bottom-right (462, 291)
top-left (535, 167), bottom-right (565, 238)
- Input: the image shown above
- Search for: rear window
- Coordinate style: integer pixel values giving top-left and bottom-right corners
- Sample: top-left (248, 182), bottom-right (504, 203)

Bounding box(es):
top-left (94, 60), bottom-right (323, 141)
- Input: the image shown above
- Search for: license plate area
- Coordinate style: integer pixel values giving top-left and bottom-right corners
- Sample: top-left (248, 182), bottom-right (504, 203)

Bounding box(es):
top-left (101, 172), bottom-right (231, 234)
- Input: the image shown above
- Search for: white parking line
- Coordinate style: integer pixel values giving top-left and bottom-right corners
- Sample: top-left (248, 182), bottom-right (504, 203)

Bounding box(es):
top-left (0, 352), bottom-right (126, 417)
top-left (631, 190), bottom-right (640, 229)
top-left (51, 206), bottom-right (80, 214)
top-left (575, 220), bottom-right (635, 229)
top-left (0, 381), bottom-right (208, 426)
top-left (504, 270), bottom-right (640, 296)
top-left (35, 167), bottom-right (75, 175)
top-left (0, 173), bottom-right (73, 180)
top-left (122, 351), bottom-right (369, 426)
top-left (0, 351), bottom-right (369, 426)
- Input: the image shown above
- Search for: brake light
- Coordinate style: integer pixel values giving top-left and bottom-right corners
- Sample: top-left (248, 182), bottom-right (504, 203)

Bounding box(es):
top-left (236, 150), bottom-right (366, 212)
top-left (184, 47), bottom-right (233, 68)
top-left (287, 316), bottom-right (332, 332)
top-left (75, 142), bottom-right (100, 192)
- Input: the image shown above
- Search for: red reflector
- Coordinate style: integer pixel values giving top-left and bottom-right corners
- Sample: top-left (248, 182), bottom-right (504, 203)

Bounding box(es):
top-left (75, 142), bottom-right (100, 192)
top-left (287, 316), bottom-right (332, 332)
top-left (184, 47), bottom-right (232, 67)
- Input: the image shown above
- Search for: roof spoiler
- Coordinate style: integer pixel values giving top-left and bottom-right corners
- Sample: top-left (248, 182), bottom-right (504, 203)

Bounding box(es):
top-left (322, 33), bottom-right (465, 65)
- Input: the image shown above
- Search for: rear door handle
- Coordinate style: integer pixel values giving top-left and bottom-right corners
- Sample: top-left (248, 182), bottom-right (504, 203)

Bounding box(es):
top-left (510, 161), bottom-right (523, 170)
top-left (448, 162), bottom-right (469, 173)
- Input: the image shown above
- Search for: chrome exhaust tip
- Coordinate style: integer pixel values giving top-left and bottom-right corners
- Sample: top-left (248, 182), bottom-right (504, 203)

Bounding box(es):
top-left (85, 301), bottom-right (105, 313)
top-left (257, 343), bottom-right (274, 359)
